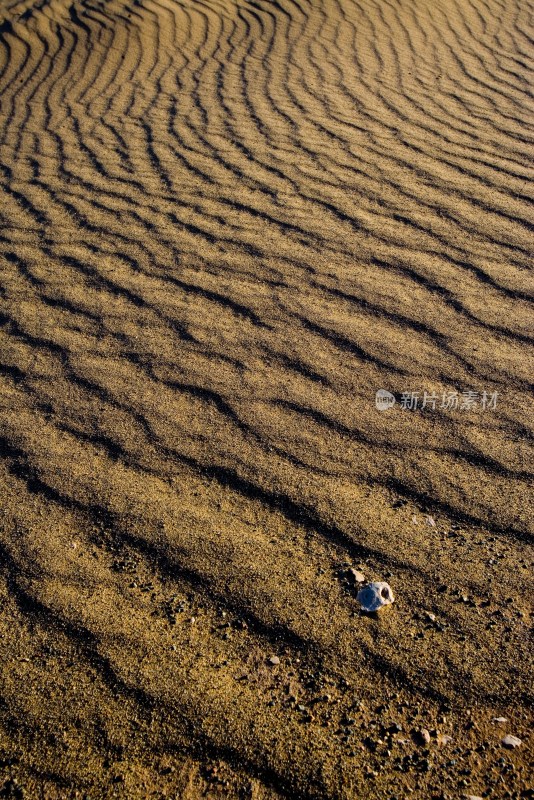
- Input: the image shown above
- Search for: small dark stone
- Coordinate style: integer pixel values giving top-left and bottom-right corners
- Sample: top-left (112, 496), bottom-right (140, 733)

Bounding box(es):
top-left (363, 736), bottom-right (378, 752)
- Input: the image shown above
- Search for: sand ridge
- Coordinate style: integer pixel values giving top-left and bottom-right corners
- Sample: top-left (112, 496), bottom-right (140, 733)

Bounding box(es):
top-left (0, 0), bottom-right (532, 796)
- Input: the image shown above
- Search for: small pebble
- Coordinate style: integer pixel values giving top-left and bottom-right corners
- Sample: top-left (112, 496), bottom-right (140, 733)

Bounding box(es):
top-left (267, 655), bottom-right (280, 666)
top-left (415, 728), bottom-right (431, 746)
top-left (492, 717), bottom-right (508, 724)
top-left (426, 516), bottom-right (436, 527)
top-left (348, 568), bottom-right (366, 584)
top-left (501, 734), bottom-right (521, 749)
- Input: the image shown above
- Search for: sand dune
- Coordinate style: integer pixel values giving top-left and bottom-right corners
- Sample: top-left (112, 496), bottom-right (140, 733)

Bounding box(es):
top-left (0, 0), bottom-right (532, 796)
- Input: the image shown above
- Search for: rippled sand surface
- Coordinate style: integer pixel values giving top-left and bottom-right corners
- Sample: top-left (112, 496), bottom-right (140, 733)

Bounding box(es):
top-left (0, 0), bottom-right (532, 796)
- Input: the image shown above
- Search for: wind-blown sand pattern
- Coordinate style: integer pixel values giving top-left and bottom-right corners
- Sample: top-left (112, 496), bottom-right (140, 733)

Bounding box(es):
top-left (0, 0), bottom-right (532, 796)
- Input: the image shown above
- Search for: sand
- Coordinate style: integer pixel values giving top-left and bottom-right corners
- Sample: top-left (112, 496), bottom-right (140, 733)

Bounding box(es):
top-left (0, 0), bottom-right (532, 796)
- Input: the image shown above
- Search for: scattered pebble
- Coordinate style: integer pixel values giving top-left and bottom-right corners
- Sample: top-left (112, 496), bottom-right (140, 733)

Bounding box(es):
top-left (267, 655), bottom-right (280, 666)
top-left (426, 516), bottom-right (436, 527)
top-left (348, 568), bottom-right (366, 584)
top-left (415, 728), bottom-right (431, 746)
top-left (501, 734), bottom-right (521, 749)
top-left (492, 717), bottom-right (508, 724)
top-left (411, 515), bottom-right (418, 524)
top-left (437, 733), bottom-right (453, 746)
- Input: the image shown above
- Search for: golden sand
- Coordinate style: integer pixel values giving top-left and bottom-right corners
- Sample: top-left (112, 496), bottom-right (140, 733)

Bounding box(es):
top-left (0, 0), bottom-right (532, 796)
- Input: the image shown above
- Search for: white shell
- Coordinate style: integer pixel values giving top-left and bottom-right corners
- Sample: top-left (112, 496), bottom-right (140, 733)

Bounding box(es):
top-left (357, 581), bottom-right (395, 612)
